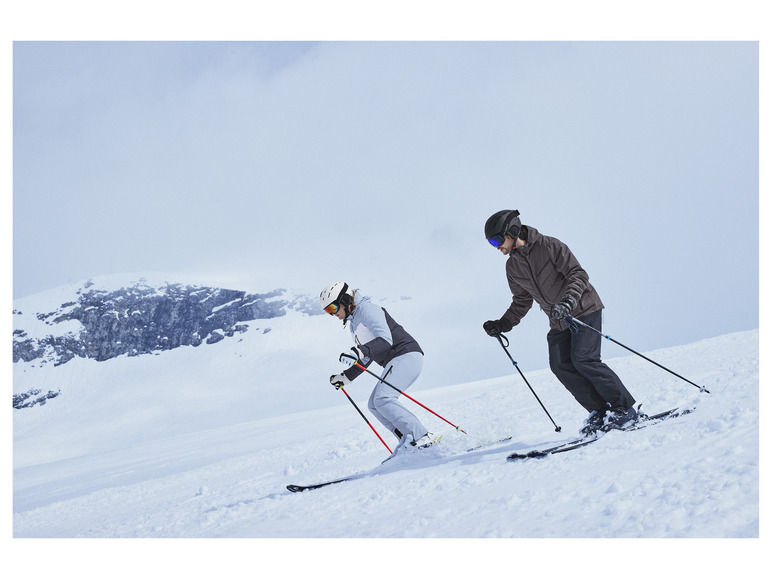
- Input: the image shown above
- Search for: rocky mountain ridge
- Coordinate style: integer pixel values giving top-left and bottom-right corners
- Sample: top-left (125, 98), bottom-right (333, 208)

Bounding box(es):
top-left (13, 278), bottom-right (321, 368)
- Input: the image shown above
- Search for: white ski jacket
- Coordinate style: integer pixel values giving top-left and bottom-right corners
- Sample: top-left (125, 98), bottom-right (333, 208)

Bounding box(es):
top-left (342, 293), bottom-right (423, 381)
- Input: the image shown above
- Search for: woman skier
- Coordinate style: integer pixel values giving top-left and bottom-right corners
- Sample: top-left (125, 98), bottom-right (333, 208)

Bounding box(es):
top-left (320, 281), bottom-right (433, 449)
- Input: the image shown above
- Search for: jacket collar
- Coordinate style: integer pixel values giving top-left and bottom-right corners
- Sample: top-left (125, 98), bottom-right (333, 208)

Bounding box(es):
top-left (511, 225), bottom-right (540, 257)
top-left (345, 292), bottom-right (367, 322)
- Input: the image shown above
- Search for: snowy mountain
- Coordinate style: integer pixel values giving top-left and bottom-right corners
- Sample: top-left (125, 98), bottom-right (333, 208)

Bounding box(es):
top-left (13, 274), bottom-right (354, 462)
top-left (13, 274), bottom-right (320, 369)
top-left (12, 275), bottom-right (759, 549)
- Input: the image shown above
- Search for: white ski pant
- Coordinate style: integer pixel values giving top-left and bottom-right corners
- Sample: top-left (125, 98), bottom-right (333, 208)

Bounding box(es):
top-left (368, 351), bottom-right (428, 442)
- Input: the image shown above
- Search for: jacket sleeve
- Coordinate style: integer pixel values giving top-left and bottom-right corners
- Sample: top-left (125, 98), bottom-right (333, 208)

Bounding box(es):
top-left (342, 361), bottom-right (368, 381)
top-left (549, 238), bottom-right (590, 303)
top-left (502, 277), bottom-right (534, 328)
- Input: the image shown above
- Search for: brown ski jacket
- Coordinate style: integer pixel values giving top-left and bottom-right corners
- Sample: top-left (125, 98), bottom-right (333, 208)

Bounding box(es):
top-left (501, 226), bottom-right (604, 332)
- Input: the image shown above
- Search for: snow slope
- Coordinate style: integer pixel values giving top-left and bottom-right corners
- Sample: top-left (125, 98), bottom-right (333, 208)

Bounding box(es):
top-left (11, 278), bottom-right (762, 573)
top-left (13, 328), bottom-right (758, 538)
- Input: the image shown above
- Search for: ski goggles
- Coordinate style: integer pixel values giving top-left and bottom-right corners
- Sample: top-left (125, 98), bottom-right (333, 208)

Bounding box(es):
top-left (487, 234), bottom-right (506, 248)
top-left (324, 301), bottom-right (341, 315)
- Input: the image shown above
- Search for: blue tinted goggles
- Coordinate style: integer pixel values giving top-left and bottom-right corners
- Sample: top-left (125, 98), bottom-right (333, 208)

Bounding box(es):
top-left (487, 234), bottom-right (506, 248)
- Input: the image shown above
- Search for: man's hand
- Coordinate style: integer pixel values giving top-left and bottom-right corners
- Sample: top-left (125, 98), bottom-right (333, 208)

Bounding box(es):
top-left (550, 294), bottom-right (579, 320)
top-left (483, 318), bottom-right (513, 336)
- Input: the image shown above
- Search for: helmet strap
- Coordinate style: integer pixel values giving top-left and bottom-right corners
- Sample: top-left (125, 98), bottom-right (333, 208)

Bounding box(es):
top-left (339, 290), bottom-right (355, 326)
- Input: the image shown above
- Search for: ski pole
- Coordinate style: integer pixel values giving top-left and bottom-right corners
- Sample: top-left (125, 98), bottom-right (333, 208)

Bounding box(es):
top-left (564, 315), bottom-right (710, 394)
top-left (493, 334), bottom-right (562, 432)
top-left (340, 353), bottom-right (467, 434)
top-left (339, 386), bottom-right (393, 454)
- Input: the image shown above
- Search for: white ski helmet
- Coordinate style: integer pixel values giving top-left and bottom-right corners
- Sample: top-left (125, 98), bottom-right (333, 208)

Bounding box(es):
top-left (319, 281), bottom-right (354, 315)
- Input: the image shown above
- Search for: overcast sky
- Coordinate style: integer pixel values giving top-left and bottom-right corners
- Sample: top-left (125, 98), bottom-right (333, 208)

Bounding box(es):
top-left (12, 40), bottom-right (759, 380)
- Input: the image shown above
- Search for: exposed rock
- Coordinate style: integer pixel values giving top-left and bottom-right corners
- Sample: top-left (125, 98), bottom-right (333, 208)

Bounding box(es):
top-left (13, 388), bottom-right (61, 409)
top-left (13, 281), bottom-right (320, 367)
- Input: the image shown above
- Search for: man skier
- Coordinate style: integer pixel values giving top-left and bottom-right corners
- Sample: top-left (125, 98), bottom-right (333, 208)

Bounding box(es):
top-left (320, 282), bottom-right (433, 449)
top-left (482, 210), bottom-right (638, 433)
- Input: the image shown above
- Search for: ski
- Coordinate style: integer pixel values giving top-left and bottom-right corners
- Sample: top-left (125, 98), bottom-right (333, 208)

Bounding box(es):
top-left (287, 436), bottom-right (443, 493)
top-left (507, 407), bottom-right (692, 461)
top-left (287, 474), bottom-right (365, 493)
top-left (625, 407), bottom-right (693, 431)
top-left (507, 432), bottom-right (602, 460)
top-left (466, 436), bottom-right (513, 452)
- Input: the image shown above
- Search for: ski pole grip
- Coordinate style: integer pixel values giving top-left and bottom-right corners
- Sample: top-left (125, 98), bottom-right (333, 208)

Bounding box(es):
top-left (339, 352), bottom-right (358, 364)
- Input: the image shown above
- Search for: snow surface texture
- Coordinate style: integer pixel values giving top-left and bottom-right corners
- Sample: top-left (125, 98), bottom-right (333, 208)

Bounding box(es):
top-left (13, 279), bottom-right (758, 540)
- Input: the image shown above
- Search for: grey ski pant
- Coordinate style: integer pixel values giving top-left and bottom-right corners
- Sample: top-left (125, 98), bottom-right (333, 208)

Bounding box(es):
top-left (368, 351), bottom-right (429, 442)
top-left (547, 310), bottom-right (635, 413)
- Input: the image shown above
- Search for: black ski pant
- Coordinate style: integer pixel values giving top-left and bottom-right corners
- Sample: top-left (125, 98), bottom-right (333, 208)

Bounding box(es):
top-left (547, 309), bottom-right (635, 414)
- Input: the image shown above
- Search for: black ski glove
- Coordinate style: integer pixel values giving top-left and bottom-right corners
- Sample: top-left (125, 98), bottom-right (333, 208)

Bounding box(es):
top-left (483, 318), bottom-right (513, 336)
top-left (550, 294), bottom-right (579, 320)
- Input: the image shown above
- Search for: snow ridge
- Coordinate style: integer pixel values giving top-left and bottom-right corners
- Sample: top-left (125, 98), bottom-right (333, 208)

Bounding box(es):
top-left (13, 276), bottom-right (321, 368)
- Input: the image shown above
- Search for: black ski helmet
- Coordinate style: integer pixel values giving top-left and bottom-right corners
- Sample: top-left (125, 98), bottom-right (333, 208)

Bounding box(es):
top-left (484, 210), bottom-right (521, 241)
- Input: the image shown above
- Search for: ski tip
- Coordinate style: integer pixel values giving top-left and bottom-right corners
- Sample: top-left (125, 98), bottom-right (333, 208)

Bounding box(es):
top-left (286, 485), bottom-right (306, 493)
top-left (507, 451), bottom-right (547, 461)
